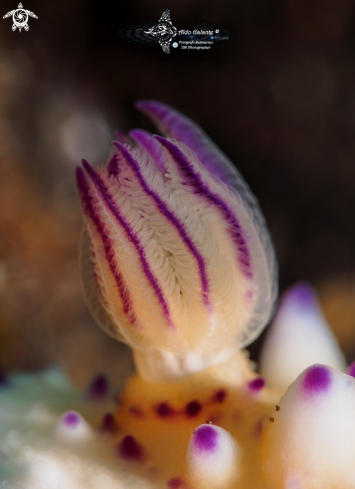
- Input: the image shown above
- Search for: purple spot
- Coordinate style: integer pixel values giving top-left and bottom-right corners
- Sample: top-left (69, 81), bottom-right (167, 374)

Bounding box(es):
top-left (156, 402), bottom-right (174, 417)
top-left (118, 435), bottom-right (144, 461)
top-left (87, 374), bottom-right (109, 401)
top-left (303, 365), bottom-right (331, 394)
top-left (347, 361), bottom-right (355, 379)
top-left (287, 283), bottom-right (316, 309)
top-left (248, 377), bottom-right (265, 392)
top-left (167, 477), bottom-right (183, 488)
top-left (62, 411), bottom-right (80, 426)
top-left (213, 389), bottom-right (227, 403)
top-left (186, 401), bottom-right (202, 417)
top-left (194, 425), bottom-right (218, 453)
top-left (101, 413), bottom-right (119, 434)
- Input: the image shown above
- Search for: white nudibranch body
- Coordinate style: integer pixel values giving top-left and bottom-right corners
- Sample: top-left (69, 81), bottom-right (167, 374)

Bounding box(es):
top-left (76, 100), bottom-right (277, 382)
top-left (260, 365), bottom-right (355, 489)
top-left (260, 283), bottom-right (346, 392)
top-left (186, 424), bottom-right (240, 488)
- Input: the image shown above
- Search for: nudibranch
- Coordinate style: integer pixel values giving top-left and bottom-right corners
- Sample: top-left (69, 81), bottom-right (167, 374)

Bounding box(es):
top-left (76, 100), bottom-right (277, 383)
top-left (2, 102), bottom-right (354, 489)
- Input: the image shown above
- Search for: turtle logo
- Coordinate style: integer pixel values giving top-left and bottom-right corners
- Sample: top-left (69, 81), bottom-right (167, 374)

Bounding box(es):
top-left (145, 10), bottom-right (177, 54)
top-left (3, 3), bottom-right (38, 32)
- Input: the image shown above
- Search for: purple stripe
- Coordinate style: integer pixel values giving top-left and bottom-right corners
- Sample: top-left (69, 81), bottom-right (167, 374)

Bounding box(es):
top-left (114, 129), bottom-right (132, 147)
top-left (76, 167), bottom-right (136, 324)
top-left (136, 100), bottom-right (239, 188)
top-left (130, 129), bottom-right (166, 173)
top-left (113, 142), bottom-right (211, 309)
top-left (81, 159), bottom-right (174, 328)
top-left (107, 153), bottom-right (120, 177)
top-left (154, 136), bottom-right (253, 278)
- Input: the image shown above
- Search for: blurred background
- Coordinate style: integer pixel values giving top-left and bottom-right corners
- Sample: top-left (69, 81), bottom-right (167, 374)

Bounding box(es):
top-left (1, 0), bottom-right (355, 385)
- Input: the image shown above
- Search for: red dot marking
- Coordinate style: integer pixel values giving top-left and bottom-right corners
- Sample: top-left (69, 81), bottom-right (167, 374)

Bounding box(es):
top-left (118, 435), bottom-right (144, 461)
top-left (101, 413), bottom-right (119, 434)
top-left (186, 400), bottom-right (201, 417)
top-left (167, 477), bottom-right (183, 488)
top-left (156, 402), bottom-right (174, 417)
top-left (213, 389), bottom-right (227, 403)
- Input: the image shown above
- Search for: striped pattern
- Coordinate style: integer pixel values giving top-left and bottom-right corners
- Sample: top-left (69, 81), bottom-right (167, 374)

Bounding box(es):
top-left (76, 167), bottom-right (136, 324)
top-left (75, 101), bottom-right (278, 381)
top-left (155, 136), bottom-right (253, 279)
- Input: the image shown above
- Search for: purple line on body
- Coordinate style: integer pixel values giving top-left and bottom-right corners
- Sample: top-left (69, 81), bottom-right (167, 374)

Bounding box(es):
top-left (155, 136), bottom-right (253, 279)
top-left (76, 167), bottom-right (136, 323)
top-left (81, 159), bottom-right (174, 328)
top-left (113, 142), bottom-right (211, 309)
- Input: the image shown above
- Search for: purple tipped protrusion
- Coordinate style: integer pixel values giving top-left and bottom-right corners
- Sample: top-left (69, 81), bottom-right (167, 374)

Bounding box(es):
top-left (62, 411), bottom-right (80, 427)
top-left (87, 374), bottom-right (109, 401)
top-left (118, 435), bottom-right (144, 461)
top-left (347, 361), bottom-right (355, 379)
top-left (193, 425), bottom-right (218, 453)
top-left (303, 365), bottom-right (331, 394)
top-left (248, 377), bottom-right (265, 392)
top-left (130, 129), bottom-right (166, 173)
top-left (286, 282), bottom-right (317, 310)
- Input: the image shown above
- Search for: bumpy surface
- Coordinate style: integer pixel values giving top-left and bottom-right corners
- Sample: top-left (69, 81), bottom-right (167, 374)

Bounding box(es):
top-left (0, 355), bottom-right (281, 489)
top-left (4, 101), bottom-right (355, 488)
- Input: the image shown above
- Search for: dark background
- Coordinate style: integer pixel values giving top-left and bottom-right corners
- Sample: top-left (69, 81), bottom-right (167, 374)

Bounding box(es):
top-left (1, 0), bottom-right (355, 384)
